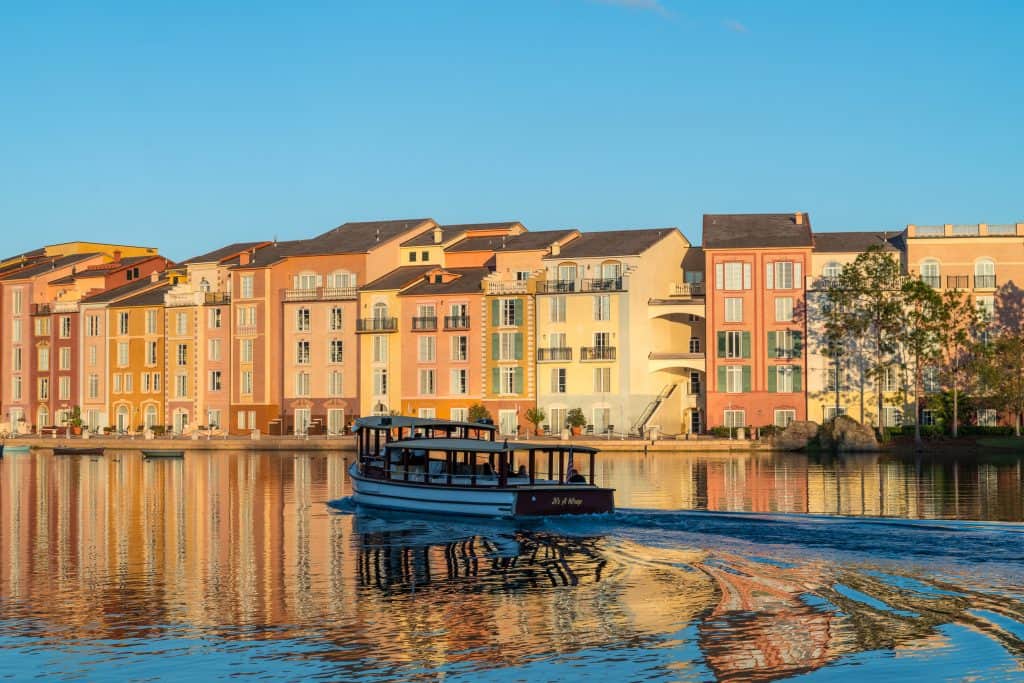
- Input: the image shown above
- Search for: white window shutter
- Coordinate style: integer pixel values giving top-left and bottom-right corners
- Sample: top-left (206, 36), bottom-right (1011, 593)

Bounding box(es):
top-left (743, 263), bottom-right (752, 290)
top-left (292, 275), bottom-right (298, 289)
top-left (715, 263), bottom-right (724, 290)
top-left (794, 262), bottom-right (802, 288)
top-left (316, 274), bottom-right (323, 287)
top-left (765, 262), bottom-right (774, 290)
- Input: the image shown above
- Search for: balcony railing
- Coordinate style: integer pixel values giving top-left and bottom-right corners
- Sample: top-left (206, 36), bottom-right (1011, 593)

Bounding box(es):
top-left (31, 303), bottom-right (52, 316)
top-left (411, 316), bottom-right (437, 331)
top-left (236, 324), bottom-right (258, 336)
top-left (357, 317), bottom-right (398, 333)
top-left (669, 282), bottom-right (705, 297)
top-left (975, 274), bottom-right (997, 289)
top-left (580, 277), bottom-right (625, 292)
top-left (205, 292), bottom-right (231, 305)
top-left (537, 347), bottom-right (572, 361)
top-left (283, 286), bottom-right (357, 302)
top-left (444, 315), bottom-right (470, 330)
top-left (580, 346), bottom-right (616, 361)
top-left (485, 281), bottom-right (528, 295)
top-left (537, 280), bottom-right (576, 294)
top-left (946, 275), bottom-right (969, 290)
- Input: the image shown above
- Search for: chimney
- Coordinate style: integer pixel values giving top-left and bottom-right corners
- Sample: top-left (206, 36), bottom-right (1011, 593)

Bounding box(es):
top-left (113, 250), bottom-right (122, 262)
top-left (550, 242), bottom-right (561, 257)
top-left (794, 212), bottom-right (806, 226)
top-left (150, 270), bottom-right (159, 283)
top-left (239, 251), bottom-right (251, 265)
top-left (432, 226), bottom-right (443, 244)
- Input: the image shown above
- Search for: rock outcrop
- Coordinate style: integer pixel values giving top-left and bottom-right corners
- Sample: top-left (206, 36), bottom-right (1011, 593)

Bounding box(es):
top-left (775, 420), bottom-right (819, 450)
top-left (820, 415), bottom-right (879, 452)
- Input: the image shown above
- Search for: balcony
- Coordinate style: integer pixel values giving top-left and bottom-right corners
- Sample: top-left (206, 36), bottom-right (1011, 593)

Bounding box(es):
top-left (946, 275), bottom-right (969, 290)
top-left (537, 347), bottom-right (572, 362)
top-left (411, 316), bottom-right (437, 331)
top-left (205, 292), bottom-right (231, 305)
top-left (31, 303), bottom-right (52, 316)
top-left (580, 277), bottom-right (625, 292)
top-left (537, 280), bottom-right (576, 294)
top-left (485, 281), bottom-right (528, 295)
top-left (236, 324), bottom-right (258, 336)
top-left (283, 286), bottom-right (357, 302)
top-left (444, 315), bottom-right (470, 330)
top-left (668, 282), bottom-right (705, 297)
top-left (580, 346), bottom-right (616, 361)
top-left (357, 317), bottom-right (398, 333)
top-left (975, 274), bottom-right (997, 289)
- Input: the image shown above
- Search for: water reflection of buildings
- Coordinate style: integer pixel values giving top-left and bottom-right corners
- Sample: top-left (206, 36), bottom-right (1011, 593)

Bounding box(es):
top-left (602, 452), bottom-right (1024, 520)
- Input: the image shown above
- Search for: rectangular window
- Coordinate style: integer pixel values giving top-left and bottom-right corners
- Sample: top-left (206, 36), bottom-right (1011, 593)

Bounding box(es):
top-left (328, 371), bottom-right (343, 396)
top-left (88, 345), bottom-right (96, 366)
top-left (977, 408), bottom-right (998, 427)
top-left (496, 331), bottom-right (523, 361)
top-left (774, 409), bottom-right (796, 428)
top-left (146, 340), bottom-right (158, 366)
top-left (500, 367), bottom-right (517, 394)
top-left (37, 346), bottom-right (50, 371)
top-left (725, 366), bottom-right (744, 393)
top-left (689, 371), bottom-right (701, 395)
top-left (882, 406), bottom-right (902, 427)
top-left (12, 319), bottom-right (21, 343)
top-left (38, 378), bottom-right (50, 400)
top-left (176, 374), bottom-right (188, 398)
top-left (418, 336), bottom-right (436, 362)
top-left (419, 368), bottom-right (436, 395)
top-left (241, 371), bottom-right (253, 394)
top-left (123, 373), bottom-right (132, 393)
top-left (881, 366), bottom-right (899, 392)
top-left (450, 407), bottom-right (468, 423)
top-left (329, 307), bottom-right (343, 331)
top-left (550, 295), bottom-right (566, 323)
top-left (237, 305), bottom-right (256, 328)
top-left (240, 339), bottom-right (254, 363)
top-left (329, 340), bottom-right (344, 363)
top-left (12, 376), bottom-right (22, 401)
top-left (118, 311), bottom-right (129, 335)
top-left (775, 297), bottom-right (794, 322)
top-left (152, 373), bottom-right (161, 393)
top-left (373, 368), bottom-right (388, 395)
top-left (593, 367), bottom-right (611, 392)
top-left (117, 342), bottom-right (129, 367)
top-left (35, 317), bottom-right (51, 336)
top-left (58, 376), bottom-right (70, 400)
top-left (12, 289), bottom-right (22, 315)
top-left (86, 315), bottom-right (101, 336)
top-left (209, 370), bottom-right (222, 391)
top-left (296, 340), bottom-right (310, 364)
top-left (450, 368), bottom-right (468, 395)
top-left (772, 330), bottom-right (801, 359)
top-left (723, 410), bottom-right (746, 428)
top-left (552, 368), bottom-right (567, 393)
top-left (372, 335), bottom-right (388, 363)
top-left (549, 407), bottom-right (567, 432)
top-left (208, 338), bottom-right (221, 361)
top-left (295, 372), bottom-right (310, 397)
top-left (593, 294), bottom-right (611, 321)
top-left (59, 316), bottom-right (71, 339)
top-left (207, 409), bottom-right (222, 429)
top-left (177, 344), bottom-right (188, 366)
top-left (499, 409), bottom-right (518, 436)
top-left (59, 347), bottom-right (71, 371)
top-left (718, 262), bottom-right (750, 291)
top-left (451, 335), bottom-right (468, 361)
top-left (720, 331), bottom-right (748, 359)
top-left (175, 312), bottom-right (188, 335)
top-left (88, 374), bottom-right (99, 399)
top-left (689, 337), bottom-right (701, 353)
top-left (769, 261), bottom-right (796, 289)
top-left (327, 408), bottom-right (345, 434)
top-left (920, 409), bottom-right (935, 426)
top-left (240, 275), bottom-right (254, 299)
top-left (976, 295), bottom-right (995, 320)
top-left (296, 308), bottom-right (310, 332)
top-left (724, 297), bottom-right (743, 323)
top-left (500, 298), bottom-right (520, 327)
top-left (208, 308), bottom-right (222, 329)
top-left (923, 366), bottom-right (941, 393)
top-left (12, 347), bottom-right (21, 371)
top-left (142, 373), bottom-right (151, 393)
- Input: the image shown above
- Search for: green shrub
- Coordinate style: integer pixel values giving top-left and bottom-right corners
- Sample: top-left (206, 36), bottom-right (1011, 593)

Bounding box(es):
top-left (566, 408), bottom-right (587, 429)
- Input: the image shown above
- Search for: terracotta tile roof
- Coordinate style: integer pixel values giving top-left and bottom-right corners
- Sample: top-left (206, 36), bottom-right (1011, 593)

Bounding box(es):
top-left (81, 275), bottom-right (167, 303)
top-left (702, 213), bottom-right (813, 249)
top-left (813, 231), bottom-right (901, 253)
top-left (399, 267), bottom-right (491, 296)
top-left (0, 253), bottom-right (101, 281)
top-left (553, 228), bottom-right (677, 258)
top-left (110, 282), bottom-right (172, 307)
top-left (181, 241), bottom-right (269, 264)
top-left (360, 265), bottom-right (434, 292)
top-left (300, 218), bottom-right (434, 255)
top-left (446, 229), bottom-right (578, 253)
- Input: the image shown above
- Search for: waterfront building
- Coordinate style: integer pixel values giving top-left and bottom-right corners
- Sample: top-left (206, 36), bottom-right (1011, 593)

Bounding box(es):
top-left (805, 231), bottom-right (905, 427)
top-left (536, 228), bottom-right (696, 437)
top-left (105, 278), bottom-right (173, 432)
top-left (703, 213), bottom-right (813, 430)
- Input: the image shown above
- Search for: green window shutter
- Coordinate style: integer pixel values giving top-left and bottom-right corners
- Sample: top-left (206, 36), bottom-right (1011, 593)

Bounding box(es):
top-left (513, 367), bottom-right (524, 394)
top-left (717, 332), bottom-right (726, 356)
top-left (741, 332), bottom-right (751, 359)
top-left (513, 299), bottom-right (523, 326)
top-left (717, 366), bottom-right (726, 392)
top-left (490, 333), bottom-right (499, 360)
top-left (767, 331), bottom-right (777, 359)
top-left (768, 366), bottom-right (777, 392)
top-left (793, 331), bottom-right (803, 357)
top-left (514, 332), bottom-right (523, 360)
top-left (491, 367), bottom-right (500, 393)
top-left (742, 366), bottom-right (752, 392)
top-left (793, 366), bottom-right (802, 392)
top-left (491, 299), bottom-right (499, 325)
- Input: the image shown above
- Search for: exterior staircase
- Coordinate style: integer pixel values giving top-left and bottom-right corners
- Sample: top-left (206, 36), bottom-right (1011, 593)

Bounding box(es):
top-left (631, 384), bottom-right (676, 436)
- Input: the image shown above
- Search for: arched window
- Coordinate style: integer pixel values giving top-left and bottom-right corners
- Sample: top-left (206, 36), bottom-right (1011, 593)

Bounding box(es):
top-left (557, 262), bottom-right (577, 282)
top-left (822, 261), bottom-right (842, 278)
top-left (328, 270), bottom-right (357, 289)
top-left (372, 302), bottom-right (389, 321)
top-left (115, 405), bottom-right (129, 433)
top-left (600, 260), bottom-right (622, 279)
top-left (199, 278), bottom-right (211, 293)
top-left (294, 271), bottom-right (318, 291)
top-left (144, 404), bottom-right (158, 428)
top-left (974, 258), bottom-right (996, 289)
top-left (920, 259), bottom-right (940, 288)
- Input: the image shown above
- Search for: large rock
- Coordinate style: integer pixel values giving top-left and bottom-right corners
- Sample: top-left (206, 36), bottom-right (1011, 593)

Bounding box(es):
top-left (821, 415), bottom-right (879, 452)
top-left (775, 420), bottom-right (819, 450)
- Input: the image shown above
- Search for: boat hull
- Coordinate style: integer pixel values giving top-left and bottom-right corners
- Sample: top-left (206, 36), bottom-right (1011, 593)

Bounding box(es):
top-left (349, 463), bottom-right (613, 519)
top-left (53, 447), bottom-right (104, 456)
top-left (142, 450), bottom-right (184, 458)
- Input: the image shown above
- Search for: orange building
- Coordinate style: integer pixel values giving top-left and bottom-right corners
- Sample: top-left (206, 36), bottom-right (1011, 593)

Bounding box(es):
top-left (703, 213), bottom-right (813, 430)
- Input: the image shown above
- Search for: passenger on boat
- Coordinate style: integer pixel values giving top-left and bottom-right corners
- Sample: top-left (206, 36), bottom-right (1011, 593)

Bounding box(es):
top-left (566, 468), bottom-right (587, 484)
top-left (516, 465), bottom-right (527, 477)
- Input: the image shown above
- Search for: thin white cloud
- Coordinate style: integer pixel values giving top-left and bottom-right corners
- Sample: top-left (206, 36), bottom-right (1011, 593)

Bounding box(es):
top-left (591, 0), bottom-right (672, 18)
top-left (723, 19), bottom-right (749, 33)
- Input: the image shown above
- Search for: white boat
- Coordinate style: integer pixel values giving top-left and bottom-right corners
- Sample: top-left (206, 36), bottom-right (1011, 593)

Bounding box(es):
top-left (349, 417), bottom-right (614, 519)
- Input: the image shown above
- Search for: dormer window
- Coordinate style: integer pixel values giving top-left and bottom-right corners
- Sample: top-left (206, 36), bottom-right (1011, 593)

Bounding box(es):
top-left (409, 252), bottom-right (417, 262)
top-left (434, 275), bottom-right (442, 284)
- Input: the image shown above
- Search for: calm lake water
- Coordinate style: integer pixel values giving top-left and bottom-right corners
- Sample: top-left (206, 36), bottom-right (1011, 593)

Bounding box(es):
top-left (0, 448), bottom-right (1022, 681)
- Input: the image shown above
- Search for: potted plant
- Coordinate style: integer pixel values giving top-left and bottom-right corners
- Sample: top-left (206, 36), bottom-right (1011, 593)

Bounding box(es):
top-left (467, 403), bottom-right (493, 425)
top-left (525, 407), bottom-right (546, 436)
top-left (67, 406), bottom-right (84, 436)
top-left (566, 408), bottom-right (587, 436)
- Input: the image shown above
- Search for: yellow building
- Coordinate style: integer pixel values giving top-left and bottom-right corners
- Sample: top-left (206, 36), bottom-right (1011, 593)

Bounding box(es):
top-left (106, 280), bottom-right (171, 433)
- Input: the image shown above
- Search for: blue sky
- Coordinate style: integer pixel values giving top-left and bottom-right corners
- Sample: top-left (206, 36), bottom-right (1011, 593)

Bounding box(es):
top-left (2, 0), bottom-right (1022, 261)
